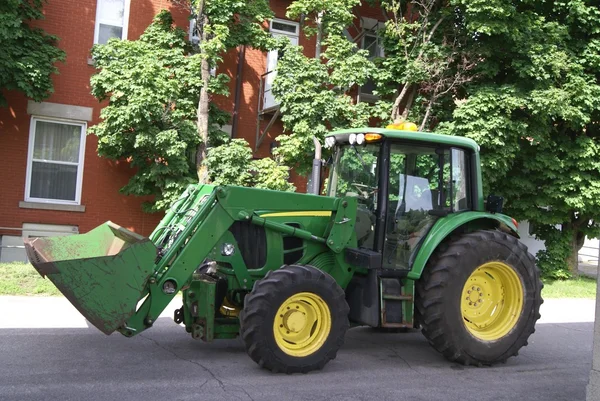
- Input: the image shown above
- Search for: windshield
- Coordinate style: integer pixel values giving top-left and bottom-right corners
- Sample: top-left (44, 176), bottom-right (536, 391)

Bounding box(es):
top-left (328, 143), bottom-right (380, 209)
top-left (328, 143), bottom-right (381, 249)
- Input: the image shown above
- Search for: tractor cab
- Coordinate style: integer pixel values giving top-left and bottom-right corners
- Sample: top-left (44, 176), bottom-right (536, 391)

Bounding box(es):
top-left (325, 127), bottom-right (479, 271)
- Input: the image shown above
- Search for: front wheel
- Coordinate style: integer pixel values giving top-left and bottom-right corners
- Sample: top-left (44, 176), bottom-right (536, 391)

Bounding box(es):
top-left (239, 265), bottom-right (349, 373)
top-left (416, 230), bottom-right (543, 365)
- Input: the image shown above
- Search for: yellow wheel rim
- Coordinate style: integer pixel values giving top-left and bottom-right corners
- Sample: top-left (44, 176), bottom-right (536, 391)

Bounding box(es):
top-left (461, 261), bottom-right (524, 341)
top-left (273, 292), bottom-right (331, 357)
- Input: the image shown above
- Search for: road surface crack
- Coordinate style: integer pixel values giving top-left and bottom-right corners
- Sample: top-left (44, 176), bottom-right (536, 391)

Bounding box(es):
top-left (553, 323), bottom-right (592, 333)
top-left (139, 334), bottom-right (254, 400)
top-left (386, 346), bottom-right (423, 375)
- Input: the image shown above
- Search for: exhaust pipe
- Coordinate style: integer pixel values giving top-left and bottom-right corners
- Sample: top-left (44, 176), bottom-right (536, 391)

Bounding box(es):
top-left (309, 136), bottom-right (322, 195)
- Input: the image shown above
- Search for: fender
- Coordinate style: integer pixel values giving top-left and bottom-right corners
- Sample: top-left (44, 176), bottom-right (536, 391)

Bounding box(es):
top-left (407, 211), bottom-right (519, 280)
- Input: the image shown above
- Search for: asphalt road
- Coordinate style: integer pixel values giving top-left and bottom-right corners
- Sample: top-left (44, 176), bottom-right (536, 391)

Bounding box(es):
top-left (0, 297), bottom-right (595, 401)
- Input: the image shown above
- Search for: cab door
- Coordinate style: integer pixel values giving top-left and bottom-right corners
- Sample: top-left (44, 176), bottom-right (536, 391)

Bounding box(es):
top-left (382, 144), bottom-right (472, 270)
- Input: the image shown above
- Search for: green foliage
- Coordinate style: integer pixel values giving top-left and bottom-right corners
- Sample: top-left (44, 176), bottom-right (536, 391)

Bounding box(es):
top-left (280, 0), bottom-right (600, 279)
top-left (535, 225), bottom-right (573, 280)
top-left (437, 86), bottom-right (528, 193)
top-left (89, 11), bottom-right (202, 212)
top-left (204, 138), bottom-right (253, 186)
top-left (287, 0), bottom-right (360, 37)
top-left (250, 157), bottom-right (296, 192)
top-left (273, 0), bottom-right (374, 174)
top-left (441, 0), bottom-right (600, 277)
top-left (0, 0), bottom-right (65, 106)
top-left (199, 0), bottom-right (274, 58)
top-left (90, 7), bottom-right (288, 211)
top-left (204, 139), bottom-right (295, 191)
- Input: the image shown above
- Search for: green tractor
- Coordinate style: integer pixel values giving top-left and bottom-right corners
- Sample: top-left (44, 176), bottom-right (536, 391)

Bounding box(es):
top-left (25, 127), bottom-right (543, 373)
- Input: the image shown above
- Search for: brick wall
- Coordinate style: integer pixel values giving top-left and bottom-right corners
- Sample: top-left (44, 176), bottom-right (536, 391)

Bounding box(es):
top-left (0, 0), bottom-right (191, 237)
top-left (0, 0), bottom-right (384, 239)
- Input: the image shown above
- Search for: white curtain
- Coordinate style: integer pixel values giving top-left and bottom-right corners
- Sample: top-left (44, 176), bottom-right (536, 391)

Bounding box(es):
top-left (30, 121), bottom-right (81, 201)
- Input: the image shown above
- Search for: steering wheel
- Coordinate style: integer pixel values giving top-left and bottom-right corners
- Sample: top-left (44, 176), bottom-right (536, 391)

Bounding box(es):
top-left (352, 183), bottom-right (377, 200)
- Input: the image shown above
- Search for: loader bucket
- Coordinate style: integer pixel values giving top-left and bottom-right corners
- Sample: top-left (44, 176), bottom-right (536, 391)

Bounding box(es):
top-left (24, 222), bottom-right (158, 335)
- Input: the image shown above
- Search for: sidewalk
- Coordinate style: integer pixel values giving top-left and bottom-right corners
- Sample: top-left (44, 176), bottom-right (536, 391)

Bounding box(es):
top-left (0, 295), bottom-right (595, 329)
top-left (580, 262), bottom-right (599, 279)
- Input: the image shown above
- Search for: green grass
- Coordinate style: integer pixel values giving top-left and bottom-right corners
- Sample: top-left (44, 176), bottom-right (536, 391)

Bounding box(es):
top-left (0, 262), bottom-right (61, 296)
top-left (0, 262), bottom-right (597, 299)
top-left (542, 276), bottom-right (597, 299)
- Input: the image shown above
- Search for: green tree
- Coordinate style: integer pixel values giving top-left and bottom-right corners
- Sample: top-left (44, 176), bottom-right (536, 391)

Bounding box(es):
top-left (89, 11), bottom-right (203, 211)
top-left (367, 0), bottom-right (479, 129)
top-left (277, 0), bottom-right (600, 278)
top-left (90, 10), bottom-right (291, 212)
top-left (204, 138), bottom-right (295, 191)
top-left (272, 0), bottom-right (374, 174)
top-left (438, 0), bottom-right (600, 277)
top-left (189, 0), bottom-right (273, 181)
top-left (0, 0), bottom-right (65, 106)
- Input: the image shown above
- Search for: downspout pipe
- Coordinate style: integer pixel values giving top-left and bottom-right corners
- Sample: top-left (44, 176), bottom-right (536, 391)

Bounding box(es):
top-left (231, 45), bottom-right (246, 138)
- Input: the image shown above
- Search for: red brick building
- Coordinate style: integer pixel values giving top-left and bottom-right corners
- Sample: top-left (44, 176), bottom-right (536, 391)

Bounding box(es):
top-left (0, 0), bottom-right (384, 262)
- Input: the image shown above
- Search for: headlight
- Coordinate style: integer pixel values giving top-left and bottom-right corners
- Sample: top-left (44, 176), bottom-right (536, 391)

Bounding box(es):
top-left (324, 137), bottom-right (336, 148)
top-left (221, 243), bottom-right (235, 256)
top-left (356, 133), bottom-right (365, 145)
top-left (349, 134), bottom-right (357, 145)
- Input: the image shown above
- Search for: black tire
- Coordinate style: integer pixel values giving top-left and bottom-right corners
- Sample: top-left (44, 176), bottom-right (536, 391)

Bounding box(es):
top-left (239, 265), bottom-right (349, 373)
top-left (416, 230), bottom-right (543, 366)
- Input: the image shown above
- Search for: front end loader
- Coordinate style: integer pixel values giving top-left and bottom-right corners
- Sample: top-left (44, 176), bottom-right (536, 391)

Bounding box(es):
top-left (25, 127), bottom-right (542, 373)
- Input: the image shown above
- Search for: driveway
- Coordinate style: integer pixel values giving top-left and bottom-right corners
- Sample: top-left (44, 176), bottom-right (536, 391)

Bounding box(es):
top-left (0, 297), bottom-right (594, 401)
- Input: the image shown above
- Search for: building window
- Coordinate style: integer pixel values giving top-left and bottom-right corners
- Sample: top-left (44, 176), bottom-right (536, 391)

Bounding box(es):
top-left (358, 26), bottom-right (384, 102)
top-left (362, 32), bottom-right (384, 59)
top-left (94, 0), bottom-right (130, 44)
top-left (23, 223), bottom-right (79, 239)
top-left (25, 118), bottom-right (86, 205)
top-left (262, 19), bottom-right (300, 111)
top-left (528, 221), bottom-right (536, 237)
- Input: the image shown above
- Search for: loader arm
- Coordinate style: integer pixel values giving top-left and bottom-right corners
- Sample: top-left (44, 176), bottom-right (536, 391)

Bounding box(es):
top-left (26, 184), bottom-right (356, 338)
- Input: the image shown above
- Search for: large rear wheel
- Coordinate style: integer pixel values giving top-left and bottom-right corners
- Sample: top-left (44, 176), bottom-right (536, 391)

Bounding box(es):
top-left (416, 230), bottom-right (543, 365)
top-left (240, 265), bottom-right (349, 373)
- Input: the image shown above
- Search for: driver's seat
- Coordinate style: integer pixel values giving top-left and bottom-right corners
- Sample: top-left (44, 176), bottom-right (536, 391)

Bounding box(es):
top-left (395, 175), bottom-right (433, 216)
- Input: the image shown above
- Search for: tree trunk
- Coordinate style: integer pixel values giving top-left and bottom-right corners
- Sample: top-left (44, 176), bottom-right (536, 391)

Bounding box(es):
top-left (389, 16), bottom-right (445, 122)
top-left (567, 233), bottom-right (579, 275)
top-left (391, 84), bottom-right (410, 122)
top-left (565, 221), bottom-right (587, 275)
top-left (196, 6), bottom-right (210, 184)
top-left (420, 89), bottom-right (438, 131)
top-left (401, 86), bottom-right (416, 120)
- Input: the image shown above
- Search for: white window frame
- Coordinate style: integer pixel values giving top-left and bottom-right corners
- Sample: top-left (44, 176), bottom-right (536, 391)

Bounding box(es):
top-left (262, 19), bottom-right (299, 111)
top-left (358, 19), bottom-right (385, 103)
top-left (361, 31), bottom-right (385, 59)
top-left (22, 223), bottom-right (79, 239)
top-left (189, 19), bottom-right (199, 44)
top-left (25, 116), bottom-right (87, 205)
top-left (270, 18), bottom-right (300, 37)
top-left (93, 0), bottom-right (131, 45)
top-left (189, 19), bottom-right (216, 76)
top-left (357, 34), bottom-right (383, 103)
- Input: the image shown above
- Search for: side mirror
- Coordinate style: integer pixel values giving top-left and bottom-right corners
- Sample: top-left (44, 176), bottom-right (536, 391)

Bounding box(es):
top-left (486, 195), bottom-right (504, 214)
